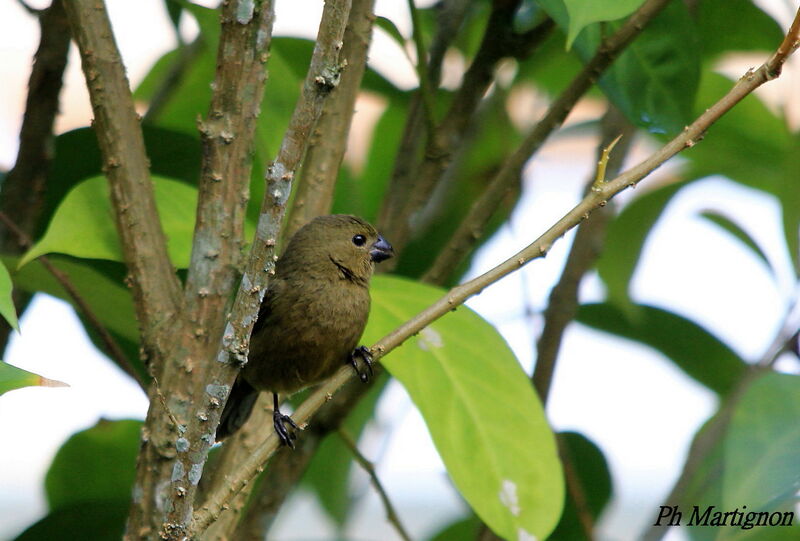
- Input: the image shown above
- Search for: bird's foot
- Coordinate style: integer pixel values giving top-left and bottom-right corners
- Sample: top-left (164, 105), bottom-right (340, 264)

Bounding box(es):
top-left (349, 345), bottom-right (373, 383)
top-left (273, 408), bottom-right (299, 449)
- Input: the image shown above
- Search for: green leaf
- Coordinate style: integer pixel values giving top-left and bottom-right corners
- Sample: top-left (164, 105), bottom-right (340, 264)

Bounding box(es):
top-left (537, 0), bottom-right (700, 133)
top-left (428, 515), bottom-right (481, 541)
top-left (43, 127), bottom-right (201, 241)
top-left (680, 413), bottom-right (726, 541)
top-left (367, 276), bottom-right (564, 540)
top-left (723, 373), bottom-right (800, 517)
top-left (375, 15), bottom-right (407, 49)
top-left (598, 0), bottom-right (699, 134)
top-left (699, 210), bottom-right (773, 274)
top-left (681, 72), bottom-right (799, 272)
top-left (596, 180), bottom-right (688, 306)
top-left (549, 432), bottom-right (612, 540)
top-left (163, 0), bottom-right (184, 34)
top-left (0, 261), bottom-right (18, 330)
top-left (45, 419), bottom-right (142, 512)
top-left (0, 362), bottom-right (68, 395)
top-left (576, 303), bottom-right (748, 396)
top-left (563, 0), bottom-right (645, 49)
top-left (684, 73), bottom-right (792, 193)
top-left (20, 176), bottom-right (198, 269)
top-left (8, 256), bottom-right (139, 345)
top-left (696, 0), bottom-right (784, 59)
top-left (14, 500), bottom-right (129, 541)
top-left (333, 96), bottom-right (409, 223)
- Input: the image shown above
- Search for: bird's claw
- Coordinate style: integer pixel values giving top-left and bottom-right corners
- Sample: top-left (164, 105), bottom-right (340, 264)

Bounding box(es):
top-left (273, 409), bottom-right (299, 449)
top-left (349, 345), bottom-right (373, 383)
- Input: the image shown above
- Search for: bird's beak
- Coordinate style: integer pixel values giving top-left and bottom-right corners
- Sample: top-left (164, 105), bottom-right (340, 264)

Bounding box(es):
top-left (369, 235), bottom-right (394, 263)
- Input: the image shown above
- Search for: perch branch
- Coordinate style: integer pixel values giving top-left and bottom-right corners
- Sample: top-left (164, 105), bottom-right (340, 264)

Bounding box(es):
top-left (193, 11), bottom-right (800, 530)
top-left (212, 371), bottom-right (386, 539)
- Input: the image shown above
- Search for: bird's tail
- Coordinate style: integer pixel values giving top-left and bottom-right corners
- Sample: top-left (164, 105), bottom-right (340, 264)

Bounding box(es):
top-left (216, 376), bottom-right (259, 441)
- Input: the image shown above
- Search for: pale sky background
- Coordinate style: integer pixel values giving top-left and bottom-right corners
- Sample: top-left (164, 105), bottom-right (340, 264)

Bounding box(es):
top-left (1, 1), bottom-right (799, 540)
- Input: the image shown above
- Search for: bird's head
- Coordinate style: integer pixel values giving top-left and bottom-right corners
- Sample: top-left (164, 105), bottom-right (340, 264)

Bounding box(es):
top-left (279, 215), bottom-right (394, 283)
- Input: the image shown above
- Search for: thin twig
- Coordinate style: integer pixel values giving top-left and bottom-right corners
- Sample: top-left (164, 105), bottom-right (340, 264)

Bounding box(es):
top-left (422, 0), bottom-right (673, 284)
top-left (152, 376), bottom-right (183, 430)
top-left (192, 12), bottom-right (800, 529)
top-left (0, 211), bottom-right (143, 387)
top-left (338, 428), bottom-right (413, 541)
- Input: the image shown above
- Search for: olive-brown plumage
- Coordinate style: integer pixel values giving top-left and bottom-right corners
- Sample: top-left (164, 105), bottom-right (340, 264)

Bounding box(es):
top-left (216, 215), bottom-right (393, 444)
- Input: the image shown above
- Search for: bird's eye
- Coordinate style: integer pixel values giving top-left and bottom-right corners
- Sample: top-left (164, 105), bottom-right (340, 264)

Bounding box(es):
top-left (352, 234), bottom-right (366, 246)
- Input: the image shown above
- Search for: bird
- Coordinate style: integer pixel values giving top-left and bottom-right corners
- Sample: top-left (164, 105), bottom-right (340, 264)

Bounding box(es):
top-left (216, 214), bottom-right (394, 446)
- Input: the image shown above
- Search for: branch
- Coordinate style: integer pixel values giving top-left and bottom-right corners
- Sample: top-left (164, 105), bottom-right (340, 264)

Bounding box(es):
top-left (379, 2), bottom-right (554, 257)
top-left (339, 428), bottom-right (413, 541)
top-left (63, 0), bottom-right (182, 359)
top-left (533, 106), bottom-right (634, 404)
top-left (125, 1), bottom-right (277, 536)
top-left (376, 0), bottom-right (471, 241)
top-left (193, 15), bottom-right (800, 530)
top-left (406, 0), bottom-right (437, 139)
top-left (422, 0), bottom-right (672, 284)
top-left (390, 13), bottom-right (556, 259)
top-left (0, 0), bottom-right (69, 253)
top-left (200, 3), bottom-right (377, 535)
top-left (0, 211), bottom-right (142, 387)
top-left (0, 0), bottom-right (70, 354)
top-left (184, 0), bottom-right (275, 321)
top-left (156, 1), bottom-right (353, 538)
top-left (286, 0), bottom-right (376, 238)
